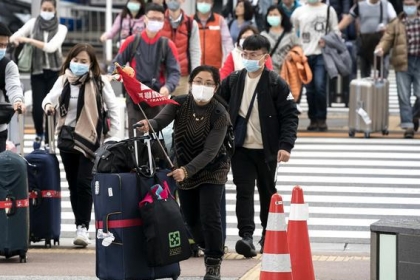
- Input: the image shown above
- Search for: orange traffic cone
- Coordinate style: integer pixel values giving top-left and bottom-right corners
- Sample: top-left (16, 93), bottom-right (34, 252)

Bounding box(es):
top-left (260, 193), bottom-right (293, 280)
top-left (287, 186), bottom-right (315, 280)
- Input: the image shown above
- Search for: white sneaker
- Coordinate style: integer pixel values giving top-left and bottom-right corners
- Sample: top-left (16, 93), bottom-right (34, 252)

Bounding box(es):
top-left (73, 225), bottom-right (91, 247)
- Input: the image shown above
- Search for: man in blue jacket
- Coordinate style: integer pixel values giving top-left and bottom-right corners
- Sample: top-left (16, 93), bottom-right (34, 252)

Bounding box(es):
top-left (218, 34), bottom-right (298, 257)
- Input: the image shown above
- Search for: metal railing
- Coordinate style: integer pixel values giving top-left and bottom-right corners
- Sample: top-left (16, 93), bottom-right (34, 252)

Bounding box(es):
top-left (60, 4), bottom-right (121, 51)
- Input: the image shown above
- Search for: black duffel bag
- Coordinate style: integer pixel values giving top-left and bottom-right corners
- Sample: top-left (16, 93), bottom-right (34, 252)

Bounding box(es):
top-left (93, 134), bottom-right (169, 174)
top-left (93, 137), bottom-right (145, 174)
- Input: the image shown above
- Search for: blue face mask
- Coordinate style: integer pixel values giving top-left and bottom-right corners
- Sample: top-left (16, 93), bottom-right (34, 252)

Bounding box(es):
top-left (267, 15), bottom-right (281, 27)
top-left (197, 3), bottom-right (212, 14)
top-left (403, 5), bottom-right (418, 16)
top-left (70, 62), bottom-right (90, 76)
top-left (0, 48), bottom-right (6, 60)
top-left (167, 0), bottom-right (181, 11)
top-left (242, 57), bottom-right (264, 73)
top-left (127, 2), bottom-right (141, 12)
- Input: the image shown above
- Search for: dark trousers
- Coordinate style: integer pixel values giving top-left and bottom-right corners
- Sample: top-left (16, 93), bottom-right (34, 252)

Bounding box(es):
top-left (31, 70), bottom-right (59, 142)
top-left (0, 129), bottom-right (7, 152)
top-left (126, 98), bottom-right (162, 138)
top-left (178, 183), bottom-right (224, 258)
top-left (231, 147), bottom-right (277, 238)
top-left (60, 150), bottom-right (94, 229)
top-left (305, 54), bottom-right (327, 121)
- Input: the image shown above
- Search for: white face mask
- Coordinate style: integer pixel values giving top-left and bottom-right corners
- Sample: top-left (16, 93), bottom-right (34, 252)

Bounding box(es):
top-left (40, 11), bottom-right (55, 21)
top-left (191, 84), bottom-right (214, 102)
top-left (146, 20), bottom-right (164, 33)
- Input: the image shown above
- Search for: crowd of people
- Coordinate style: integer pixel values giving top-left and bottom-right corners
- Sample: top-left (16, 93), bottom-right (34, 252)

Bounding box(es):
top-left (0, 0), bottom-right (419, 279)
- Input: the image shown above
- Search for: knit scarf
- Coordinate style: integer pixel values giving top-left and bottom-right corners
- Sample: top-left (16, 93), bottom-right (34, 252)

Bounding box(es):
top-left (32, 15), bottom-right (61, 74)
top-left (58, 70), bottom-right (103, 160)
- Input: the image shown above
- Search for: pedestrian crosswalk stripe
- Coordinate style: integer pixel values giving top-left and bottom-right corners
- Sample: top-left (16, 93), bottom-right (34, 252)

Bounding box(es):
top-left (21, 131), bottom-right (420, 242)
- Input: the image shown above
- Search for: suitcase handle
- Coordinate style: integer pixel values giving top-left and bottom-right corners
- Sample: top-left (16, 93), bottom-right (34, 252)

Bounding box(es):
top-left (373, 54), bottom-right (384, 81)
top-left (47, 113), bottom-right (56, 154)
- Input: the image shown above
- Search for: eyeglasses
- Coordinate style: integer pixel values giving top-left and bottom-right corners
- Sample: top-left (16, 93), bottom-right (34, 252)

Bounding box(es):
top-left (241, 51), bottom-right (266, 60)
top-left (146, 16), bottom-right (164, 22)
top-left (192, 80), bottom-right (216, 87)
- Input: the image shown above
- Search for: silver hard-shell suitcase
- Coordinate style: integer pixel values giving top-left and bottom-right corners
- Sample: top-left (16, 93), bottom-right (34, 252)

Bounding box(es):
top-left (348, 56), bottom-right (389, 138)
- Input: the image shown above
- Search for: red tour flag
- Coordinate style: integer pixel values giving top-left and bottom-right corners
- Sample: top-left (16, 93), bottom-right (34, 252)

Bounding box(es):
top-left (115, 63), bottom-right (179, 107)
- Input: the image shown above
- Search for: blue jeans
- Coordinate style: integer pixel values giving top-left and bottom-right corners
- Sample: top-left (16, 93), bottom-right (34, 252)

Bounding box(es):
top-left (305, 55), bottom-right (327, 121)
top-left (396, 56), bottom-right (420, 129)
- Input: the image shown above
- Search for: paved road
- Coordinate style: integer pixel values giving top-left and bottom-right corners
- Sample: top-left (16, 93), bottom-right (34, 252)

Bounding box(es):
top-left (19, 135), bottom-right (420, 248)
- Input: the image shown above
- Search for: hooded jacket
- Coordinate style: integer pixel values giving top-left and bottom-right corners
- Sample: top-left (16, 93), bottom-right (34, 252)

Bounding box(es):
top-left (321, 32), bottom-right (352, 78)
top-left (280, 46), bottom-right (312, 102)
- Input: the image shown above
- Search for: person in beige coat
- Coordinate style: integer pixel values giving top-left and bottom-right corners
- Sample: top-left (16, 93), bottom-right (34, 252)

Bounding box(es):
top-left (375, 0), bottom-right (420, 138)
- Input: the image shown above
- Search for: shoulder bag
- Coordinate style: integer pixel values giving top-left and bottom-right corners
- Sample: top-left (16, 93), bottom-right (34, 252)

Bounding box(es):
top-left (139, 177), bottom-right (191, 266)
top-left (17, 43), bottom-right (33, 73)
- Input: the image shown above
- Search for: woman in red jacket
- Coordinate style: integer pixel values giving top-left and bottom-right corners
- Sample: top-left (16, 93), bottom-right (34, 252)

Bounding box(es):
top-left (220, 25), bottom-right (273, 80)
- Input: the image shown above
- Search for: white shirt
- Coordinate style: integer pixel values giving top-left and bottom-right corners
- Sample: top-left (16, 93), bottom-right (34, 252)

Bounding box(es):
top-left (240, 73), bottom-right (263, 149)
top-left (10, 18), bottom-right (68, 70)
top-left (291, 4), bottom-right (339, 56)
top-left (42, 75), bottom-right (120, 138)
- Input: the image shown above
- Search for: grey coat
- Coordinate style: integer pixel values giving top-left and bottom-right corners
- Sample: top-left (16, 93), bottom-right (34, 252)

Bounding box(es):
top-left (321, 32), bottom-right (352, 78)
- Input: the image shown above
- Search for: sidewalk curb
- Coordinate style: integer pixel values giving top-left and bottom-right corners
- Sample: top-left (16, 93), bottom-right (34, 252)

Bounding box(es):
top-left (239, 253), bottom-right (371, 280)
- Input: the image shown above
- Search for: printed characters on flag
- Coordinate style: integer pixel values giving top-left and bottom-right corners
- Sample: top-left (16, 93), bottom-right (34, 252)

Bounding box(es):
top-left (114, 63), bottom-right (178, 107)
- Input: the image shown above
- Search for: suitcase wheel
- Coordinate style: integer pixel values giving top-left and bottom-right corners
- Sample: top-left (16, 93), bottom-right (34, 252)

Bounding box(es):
top-left (364, 132), bottom-right (370, 138)
top-left (382, 129), bottom-right (389, 136)
top-left (54, 239), bottom-right (60, 246)
top-left (348, 130), bottom-right (356, 138)
top-left (45, 240), bottom-right (52, 248)
top-left (19, 254), bottom-right (26, 263)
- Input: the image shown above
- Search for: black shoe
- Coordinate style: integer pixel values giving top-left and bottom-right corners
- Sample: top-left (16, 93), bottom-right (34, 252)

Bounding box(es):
top-left (317, 119), bottom-right (328, 132)
top-left (307, 120), bottom-right (318, 131)
top-left (235, 233), bottom-right (257, 258)
top-left (204, 257), bottom-right (221, 280)
top-left (258, 236), bottom-right (265, 254)
top-left (404, 128), bottom-right (415, 139)
top-left (413, 118), bottom-right (419, 132)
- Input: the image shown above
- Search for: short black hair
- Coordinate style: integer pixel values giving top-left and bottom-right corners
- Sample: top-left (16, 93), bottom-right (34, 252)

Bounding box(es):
top-left (265, 5), bottom-right (293, 33)
top-left (236, 25), bottom-right (260, 46)
top-left (242, 34), bottom-right (271, 54)
top-left (0, 23), bottom-right (12, 37)
top-left (189, 65), bottom-right (221, 88)
top-left (235, 0), bottom-right (254, 21)
top-left (145, 2), bottom-right (165, 14)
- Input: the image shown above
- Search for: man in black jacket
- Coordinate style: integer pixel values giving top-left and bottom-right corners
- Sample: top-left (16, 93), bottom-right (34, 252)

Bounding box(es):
top-left (218, 34), bottom-right (298, 257)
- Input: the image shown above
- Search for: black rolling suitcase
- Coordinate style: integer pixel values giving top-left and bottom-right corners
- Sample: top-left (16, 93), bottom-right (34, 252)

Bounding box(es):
top-left (92, 134), bottom-right (182, 280)
top-left (0, 148), bottom-right (29, 262)
top-left (25, 115), bottom-right (61, 247)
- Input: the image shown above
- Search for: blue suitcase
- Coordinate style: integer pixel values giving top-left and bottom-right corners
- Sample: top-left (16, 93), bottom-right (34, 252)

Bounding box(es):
top-left (92, 172), bottom-right (180, 280)
top-left (0, 150), bottom-right (29, 262)
top-left (25, 115), bottom-right (61, 247)
top-left (26, 150), bottom-right (61, 247)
